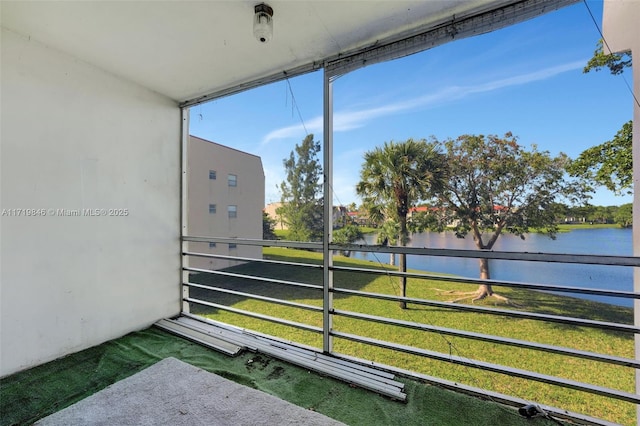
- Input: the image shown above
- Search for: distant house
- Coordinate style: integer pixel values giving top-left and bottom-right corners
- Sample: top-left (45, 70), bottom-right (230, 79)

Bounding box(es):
top-left (264, 202), bottom-right (287, 230)
top-left (408, 206), bottom-right (438, 217)
top-left (342, 210), bottom-right (369, 227)
top-left (187, 136), bottom-right (265, 270)
top-left (347, 211), bottom-right (360, 221)
top-left (265, 203), bottom-right (349, 230)
top-left (333, 206), bottom-right (348, 228)
top-left (408, 206), bottom-right (446, 222)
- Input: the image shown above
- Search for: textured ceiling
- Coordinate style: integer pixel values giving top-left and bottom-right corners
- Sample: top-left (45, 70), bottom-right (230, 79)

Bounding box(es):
top-left (1, 1), bottom-right (516, 103)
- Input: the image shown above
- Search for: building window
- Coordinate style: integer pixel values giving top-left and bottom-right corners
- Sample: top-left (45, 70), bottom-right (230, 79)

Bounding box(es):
top-left (209, 204), bottom-right (217, 214)
top-left (208, 242), bottom-right (216, 248)
top-left (229, 243), bottom-right (237, 249)
top-left (209, 170), bottom-right (217, 180)
top-left (228, 174), bottom-right (237, 187)
top-left (228, 205), bottom-right (237, 218)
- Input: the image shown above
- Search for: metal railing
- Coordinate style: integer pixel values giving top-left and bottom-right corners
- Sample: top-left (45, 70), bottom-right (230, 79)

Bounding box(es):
top-left (181, 235), bottom-right (639, 424)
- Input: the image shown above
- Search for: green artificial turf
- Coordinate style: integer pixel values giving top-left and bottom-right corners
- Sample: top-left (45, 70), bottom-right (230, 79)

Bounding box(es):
top-left (0, 327), bottom-right (567, 426)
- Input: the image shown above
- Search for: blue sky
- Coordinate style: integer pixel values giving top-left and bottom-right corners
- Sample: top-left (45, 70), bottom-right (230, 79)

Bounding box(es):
top-left (190, 1), bottom-right (633, 208)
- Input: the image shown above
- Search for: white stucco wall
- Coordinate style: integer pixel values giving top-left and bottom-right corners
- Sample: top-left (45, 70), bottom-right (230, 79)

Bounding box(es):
top-left (602, 2), bottom-right (640, 423)
top-left (0, 29), bottom-right (181, 377)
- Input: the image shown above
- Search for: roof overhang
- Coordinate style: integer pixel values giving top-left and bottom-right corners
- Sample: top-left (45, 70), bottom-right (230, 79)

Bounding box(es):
top-left (0, 0), bottom-right (577, 106)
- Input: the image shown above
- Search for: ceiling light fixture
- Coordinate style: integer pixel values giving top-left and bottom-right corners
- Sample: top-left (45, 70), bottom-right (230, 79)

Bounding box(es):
top-left (253, 3), bottom-right (274, 43)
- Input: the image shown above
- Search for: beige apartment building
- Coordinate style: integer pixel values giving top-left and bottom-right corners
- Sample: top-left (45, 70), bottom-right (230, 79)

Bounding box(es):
top-left (187, 135), bottom-right (264, 270)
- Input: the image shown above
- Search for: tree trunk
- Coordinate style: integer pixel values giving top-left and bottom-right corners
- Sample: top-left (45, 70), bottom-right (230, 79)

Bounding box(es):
top-left (389, 253), bottom-right (395, 266)
top-left (398, 213), bottom-right (408, 309)
top-left (473, 252), bottom-right (493, 300)
top-left (473, 254), bottom-right (510, 302)
top-left (399, 252), bottom-right (407, 309)
top-left (479, 257), bottom-right (491, 280)
top-left (446, 228), bottom-right (512, 305)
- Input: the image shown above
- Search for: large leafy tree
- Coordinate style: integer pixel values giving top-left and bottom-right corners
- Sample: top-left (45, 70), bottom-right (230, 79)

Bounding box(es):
top-left (356, 139), bottom-right (446, 308)
top-left (568, 40), bottom-right (632, 196)
top-left (279, 134), bottom-right (323, 242)
top-left (427, 133), bottom-right (589, 304)
top-left (568, 120), bottom-right (632, 195)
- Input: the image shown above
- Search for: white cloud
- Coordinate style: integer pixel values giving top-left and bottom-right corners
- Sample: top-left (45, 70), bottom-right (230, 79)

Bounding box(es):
top-left (462, 60), bottom-right (585, 95)
top-left (262, 116), bottom-right (323, 145)
top-left (261, 61), bottom-right (584, 145)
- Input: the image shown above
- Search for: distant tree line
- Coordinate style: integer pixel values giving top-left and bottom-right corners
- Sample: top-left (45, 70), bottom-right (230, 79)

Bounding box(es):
top-left (556, 203), bottom-right (631, 228)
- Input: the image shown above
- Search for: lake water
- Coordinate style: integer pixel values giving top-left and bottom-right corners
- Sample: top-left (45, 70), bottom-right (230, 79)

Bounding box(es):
top-left (352, 228), bottom-right (634, 307)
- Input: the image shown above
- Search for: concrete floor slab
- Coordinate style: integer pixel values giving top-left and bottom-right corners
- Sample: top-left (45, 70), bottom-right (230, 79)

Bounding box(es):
top-left (35, 357), bottom-right (345, 426)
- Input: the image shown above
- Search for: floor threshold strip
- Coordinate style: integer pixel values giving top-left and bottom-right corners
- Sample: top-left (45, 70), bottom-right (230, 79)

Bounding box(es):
top-left (155, 319), bottom-right (243, 356)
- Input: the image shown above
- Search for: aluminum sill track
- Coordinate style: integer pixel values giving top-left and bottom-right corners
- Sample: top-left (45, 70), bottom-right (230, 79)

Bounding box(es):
top-left (155, 318), bottom-right (243, 356)
top-left (155, 316), bottom-right (407, 401)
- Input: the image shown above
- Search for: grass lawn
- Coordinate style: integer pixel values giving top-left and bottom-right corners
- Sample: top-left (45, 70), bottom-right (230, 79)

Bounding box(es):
top-left (188, 247), bottom-right (635, 425)
top-left (274, 229), bottom-right (289, 239)
top-left (556, 223), bottom-right (621, 231)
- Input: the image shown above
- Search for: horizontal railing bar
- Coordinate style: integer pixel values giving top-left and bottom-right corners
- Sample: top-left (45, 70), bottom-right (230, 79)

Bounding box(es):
top-left (185, 265), bottom-right (637, 333)
top-left (184, 281), bottom-right (323, 312)
top-left (183, 235), bottom-right (322, 250)
top-left (332, 265), bottom-right (640, 300)
top-left (332, 288), bottom-right (639, 334)
top-left (184, 235), bottom-right (638, 266)
top-left (183, 266), bottom-right (323, 291)
top-left (333, 309), bottom-right (640, 368)
top-left (185, 250), bottom-right (636, 300)
top-left (329, 243), bottom-right (640, 267)
top-left (331, 331), bottom-right (640, 405)
top-left (184, 297), bottom-right (323, 334)
top-left (183, 251), bottom-right (322, 269)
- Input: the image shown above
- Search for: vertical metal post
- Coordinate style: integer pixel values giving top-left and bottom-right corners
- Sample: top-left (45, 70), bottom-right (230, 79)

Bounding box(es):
top-left (633, 60), bottom-right (640, 426)
top-left (181, 107), bottom-right (191, 314)
top-left (322, 68), bottom-right (334, 354)
top-left (599, 7), bottom-right (640, 422)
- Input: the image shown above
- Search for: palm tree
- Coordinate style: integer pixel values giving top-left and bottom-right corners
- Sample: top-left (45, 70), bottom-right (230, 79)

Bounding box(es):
top-left (356, 139), bottom-right (446, 308)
